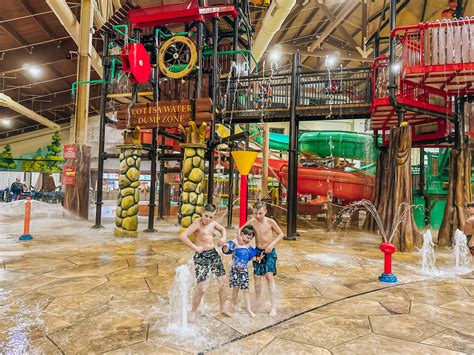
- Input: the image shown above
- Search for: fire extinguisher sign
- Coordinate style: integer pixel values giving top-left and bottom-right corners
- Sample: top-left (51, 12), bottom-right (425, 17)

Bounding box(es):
top-left (62, 166), bottom-right (76, 185)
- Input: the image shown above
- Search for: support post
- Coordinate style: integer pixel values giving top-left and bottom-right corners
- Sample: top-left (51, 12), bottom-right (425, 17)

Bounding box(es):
top-left (227, 12), bottom-right (240, 227)
top-left (261, 123), bottom-right (270, 199)
top-left (374, 31), bottom-right (380, 58)
top-left (285, 52), bottom-right (300, 240)
top-left (144, 128), bottom-right (158, 232)
top-left (232, 150), bottom-right (258, 227)
top-left (74, 0), bottom-right (93, 144)
top-left (387, 0), bottom-right (398, 111)
top-left (207, 17), bottom-right (219, 204)
top-left (419, 148), bottom-right (430, 226)
top-left (158, 136), bottom-right (165, 220)
top-left (240, 174), bottom-right (248, 227)
top-left (227, 125), bottom-right (235, 228)
top-left (92, 32), bottom-right (110, 229)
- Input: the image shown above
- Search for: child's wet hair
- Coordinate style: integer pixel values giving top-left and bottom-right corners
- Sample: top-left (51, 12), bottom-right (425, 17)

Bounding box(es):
top-left (253, 201), bottom-right (266, 211)
top-left (241, 225), bottom-right (256, 238)
top-left (468, 202), bottom-right (474, 208)
top-left (204, 204), bottom-right (217, 213)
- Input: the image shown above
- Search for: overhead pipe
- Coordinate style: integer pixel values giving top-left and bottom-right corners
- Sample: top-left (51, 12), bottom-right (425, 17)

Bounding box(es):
top-left (0, 93), bottom-right (60, 130)
top-left (251, 0), bottom-right (296, 68)
top-left (46, 0), bottom-right (103, 78)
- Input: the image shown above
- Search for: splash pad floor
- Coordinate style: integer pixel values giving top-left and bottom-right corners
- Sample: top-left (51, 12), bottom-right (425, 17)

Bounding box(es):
top-left (0, 201), bottom-right (473, 354)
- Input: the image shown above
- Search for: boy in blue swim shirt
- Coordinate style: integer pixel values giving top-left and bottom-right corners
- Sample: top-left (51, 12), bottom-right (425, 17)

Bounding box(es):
top-left (222, 225), bottom-right (257, 317)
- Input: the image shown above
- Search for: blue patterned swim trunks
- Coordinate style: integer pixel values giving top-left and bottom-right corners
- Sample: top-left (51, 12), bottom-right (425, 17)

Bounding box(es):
top-left (253, 248), bottom-right (277, 276)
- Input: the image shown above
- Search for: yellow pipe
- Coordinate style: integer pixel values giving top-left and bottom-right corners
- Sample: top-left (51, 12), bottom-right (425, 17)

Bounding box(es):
top-left (0, 93), bottom-right (60, 130)
top-left (251, 0), bottom-right (296, 68)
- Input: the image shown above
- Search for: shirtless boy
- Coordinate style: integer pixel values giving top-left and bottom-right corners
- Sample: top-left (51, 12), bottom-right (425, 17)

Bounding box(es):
top-left (178, 204), bottom-right (231, 322)
top-left (464, 202), bottom-right (474, 256)
top-left (241, 201), bottom-right (284, 316)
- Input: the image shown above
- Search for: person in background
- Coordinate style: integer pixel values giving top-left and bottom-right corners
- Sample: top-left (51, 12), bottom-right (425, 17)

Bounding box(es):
top-left (10, 178), bottom-right (23, 201)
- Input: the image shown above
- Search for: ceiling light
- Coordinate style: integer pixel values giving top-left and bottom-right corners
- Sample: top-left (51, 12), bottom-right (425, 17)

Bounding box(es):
top-left (391, 63), bottom-right (401, 73)
top-left (269, 48), bottom-right (281, 62)
top-left (2, 118), bottom-right (12, 127)
top-left (22, 64), bottom-right (42, 78)
top-left (325, 55), bottom-right (337, 68)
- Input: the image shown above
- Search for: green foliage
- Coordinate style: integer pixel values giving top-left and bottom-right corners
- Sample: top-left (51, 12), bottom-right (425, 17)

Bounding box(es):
top-left (21, 132), bottom-right (64, 172)
top-left (44, 132), bottom-right (64, 172)
top-left (0, 144), bottom-right (17, 170)
top-left (22, 149), bottom-right (43, 172)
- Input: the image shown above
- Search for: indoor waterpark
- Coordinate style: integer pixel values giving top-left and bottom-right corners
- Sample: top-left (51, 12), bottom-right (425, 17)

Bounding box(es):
top-left (1, 0), bottom-right (474, 353)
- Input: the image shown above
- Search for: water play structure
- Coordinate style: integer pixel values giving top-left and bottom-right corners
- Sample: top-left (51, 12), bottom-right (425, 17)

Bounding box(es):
top-left (251, 129), bottom-right (377, 202)
top-left (54, 0), bottom-right (472, 260)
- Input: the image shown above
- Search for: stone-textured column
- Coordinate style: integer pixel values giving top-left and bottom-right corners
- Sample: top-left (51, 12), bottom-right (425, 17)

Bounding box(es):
top-left (115, 145), bottom-right (141, 238)
top-left (180, 143), bottom-right (206, 228)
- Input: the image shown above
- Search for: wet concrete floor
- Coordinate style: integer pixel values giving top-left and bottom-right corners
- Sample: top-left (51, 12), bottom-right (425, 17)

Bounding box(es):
top-left (0, 201), bottom-right (473, 354)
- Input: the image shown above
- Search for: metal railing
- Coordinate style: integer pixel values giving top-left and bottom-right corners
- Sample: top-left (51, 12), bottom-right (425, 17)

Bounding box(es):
top-left (220, 67), bottom-right (372, 112)
top-left (298, 67), bottom-right (371, 106)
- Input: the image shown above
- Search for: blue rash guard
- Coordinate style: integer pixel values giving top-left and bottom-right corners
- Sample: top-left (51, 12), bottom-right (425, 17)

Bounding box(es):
top-left (222, 240), bottom-right (257, 267)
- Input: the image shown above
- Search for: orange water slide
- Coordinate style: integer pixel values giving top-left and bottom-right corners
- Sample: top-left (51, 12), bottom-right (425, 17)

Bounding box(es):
top-left (253, 158), bottom-right (375, 202)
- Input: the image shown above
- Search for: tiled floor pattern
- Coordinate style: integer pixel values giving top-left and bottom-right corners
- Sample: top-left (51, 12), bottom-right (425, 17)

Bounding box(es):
top-left (0, 201), bottom-right (473, 354)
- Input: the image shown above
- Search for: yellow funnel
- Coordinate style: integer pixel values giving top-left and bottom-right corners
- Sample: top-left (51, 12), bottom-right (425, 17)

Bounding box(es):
top-left (232, 151), bottom-right (258, 175)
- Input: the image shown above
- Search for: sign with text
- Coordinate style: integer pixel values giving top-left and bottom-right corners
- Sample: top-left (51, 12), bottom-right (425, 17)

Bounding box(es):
top-left (63, 144), bottom-right (77, 160)
top-left (116, 98), bottom-right (212, 130)
top-left (62, 166), bottom-right (76, 185)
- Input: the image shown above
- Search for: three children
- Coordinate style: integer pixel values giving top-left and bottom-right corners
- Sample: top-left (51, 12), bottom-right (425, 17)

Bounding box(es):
top-left (178, 201), bottom-right (283, 321)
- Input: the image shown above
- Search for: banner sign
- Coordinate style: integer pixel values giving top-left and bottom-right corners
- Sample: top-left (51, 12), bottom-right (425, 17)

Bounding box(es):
top-left (63, 144), bottom-right (77, 160)
top-left (116, 98), bottom-right (212, 130)
top-left (62, 166), bottom-right (76, 185)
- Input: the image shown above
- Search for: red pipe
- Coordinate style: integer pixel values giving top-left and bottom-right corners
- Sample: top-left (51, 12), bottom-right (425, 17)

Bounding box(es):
top-left (239, 174), bottom-right (248, 227)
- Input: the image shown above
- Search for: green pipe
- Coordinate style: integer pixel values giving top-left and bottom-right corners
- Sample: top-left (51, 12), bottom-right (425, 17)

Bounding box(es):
top-left (110, 58), bottom-right (122, 80)
top-left (112, 24), bottom-right (137, 43)
top-left (112, 24), bottom-right (128, 38)
top-left (168, 64), bottom-right (191, 73)
top-left (154, 28), bottom-right (193, 39)
top-left (71, 80), bottom-right (111, 97)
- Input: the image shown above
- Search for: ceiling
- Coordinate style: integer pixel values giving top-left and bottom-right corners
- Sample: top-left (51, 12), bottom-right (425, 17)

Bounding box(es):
top-left (0, 0), bottom-right (472, 141)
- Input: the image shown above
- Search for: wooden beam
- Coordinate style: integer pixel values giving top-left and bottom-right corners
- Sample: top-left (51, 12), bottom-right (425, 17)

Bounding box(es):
top-left (19, 0), bottom-right (55, 38)
top-left (317, 1), bottom-right (358, 48)
top-left (0, 39), bottom-right (77, 73)
top-left (278, 44), bottom-right (372, 62)
top-left (307, 1), bottom-right (360, 51)
top-left (1, 90), bottom-right (101, 121)
top-left (74, 0), bottom-right (93, 144)
top-left (0, 16), bottom-right (30, 52)
top-left (292, 5), bottom-right (319, 42)
top-left (274, 2), bottom-right (304, 44)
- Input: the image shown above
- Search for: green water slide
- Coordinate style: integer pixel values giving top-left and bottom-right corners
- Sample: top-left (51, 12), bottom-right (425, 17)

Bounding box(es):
top-left (251, 128), bottom-right (378, 162)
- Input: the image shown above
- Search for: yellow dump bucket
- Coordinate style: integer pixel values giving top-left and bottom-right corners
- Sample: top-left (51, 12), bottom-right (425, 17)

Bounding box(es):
top-left (231, 151), bottom-right (258, 176)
